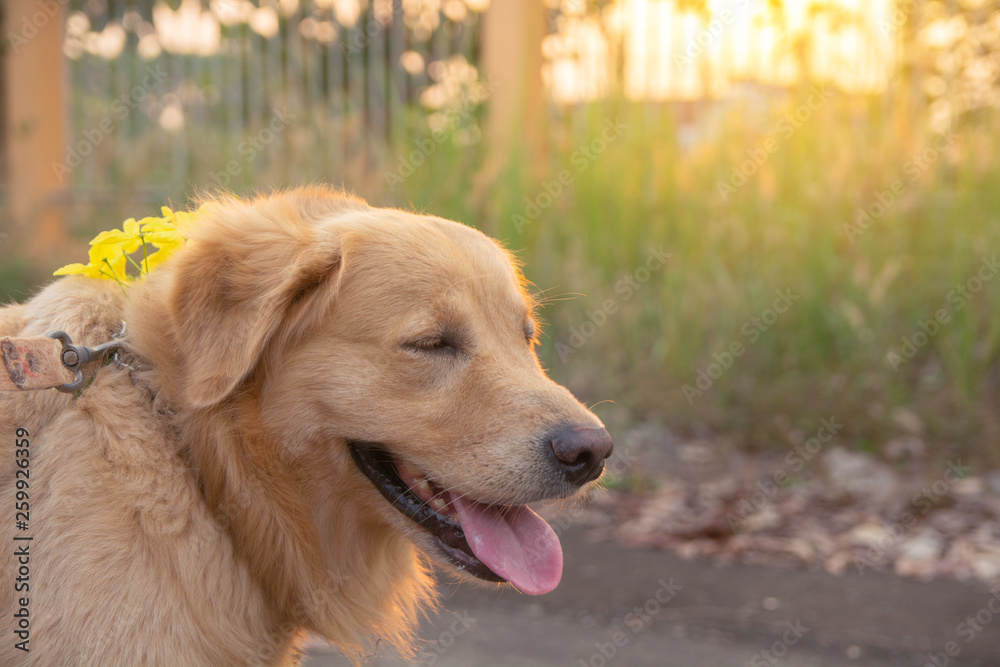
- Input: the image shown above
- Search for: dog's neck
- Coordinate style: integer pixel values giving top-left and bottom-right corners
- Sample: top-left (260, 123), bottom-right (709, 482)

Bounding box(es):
top-left (170, 396), bottom-right (436, 660)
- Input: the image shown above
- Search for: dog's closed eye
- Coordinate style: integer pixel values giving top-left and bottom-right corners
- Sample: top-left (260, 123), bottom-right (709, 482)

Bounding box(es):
top-left (403, 335), bottom-right (461, 355)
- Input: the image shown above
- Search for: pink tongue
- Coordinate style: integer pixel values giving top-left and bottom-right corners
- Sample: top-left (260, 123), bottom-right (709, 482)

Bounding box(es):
top-left (451, 496), bottom-right (563, 595)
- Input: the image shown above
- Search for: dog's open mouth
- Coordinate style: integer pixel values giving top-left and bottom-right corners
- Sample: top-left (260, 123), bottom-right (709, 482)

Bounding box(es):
top-left (348, 441), bottom-right (563, 595)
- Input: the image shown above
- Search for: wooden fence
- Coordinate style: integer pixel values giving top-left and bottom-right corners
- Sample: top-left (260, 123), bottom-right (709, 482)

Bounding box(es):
top-left (0, 0), bottom-right (547, 254)
top-left (1, 0), bottom-right (918, 256)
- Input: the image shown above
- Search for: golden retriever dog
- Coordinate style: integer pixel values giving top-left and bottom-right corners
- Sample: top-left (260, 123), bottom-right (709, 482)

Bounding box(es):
top-left (0, 187), bottom-right (613, 665)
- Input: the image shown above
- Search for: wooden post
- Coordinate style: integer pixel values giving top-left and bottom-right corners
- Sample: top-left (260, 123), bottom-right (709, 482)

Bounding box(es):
top-left (3, 0), bottom-right (69, 256)
top-left (481, 0), bottom-right (547, 171)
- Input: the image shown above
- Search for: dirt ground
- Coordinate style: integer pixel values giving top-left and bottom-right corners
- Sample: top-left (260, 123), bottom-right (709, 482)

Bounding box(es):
top-left (304, 525), bottom-right (1000, 666)
top-left (305, 423), bottom-right (1000, 666)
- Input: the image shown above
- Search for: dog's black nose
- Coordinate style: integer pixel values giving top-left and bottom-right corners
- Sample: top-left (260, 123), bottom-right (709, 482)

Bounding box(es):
top-left (549, 423), bottom-right (614, 486)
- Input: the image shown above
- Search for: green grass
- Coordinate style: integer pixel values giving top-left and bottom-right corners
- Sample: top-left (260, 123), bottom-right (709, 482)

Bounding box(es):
top-left (7, 90), bottom-right (999, 465)
top-left (0, 257), bottom-right (34, 305)
top-left (393, 94), bottom-right (1000, 465)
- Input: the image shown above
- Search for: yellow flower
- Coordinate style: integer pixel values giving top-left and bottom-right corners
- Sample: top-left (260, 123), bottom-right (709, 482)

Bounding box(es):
top-left (160, 206), bottom-right (199, 229)
top-left (90, 217), bottom-right (144, 258)
top-left (139, 219), bottom-right (183, 245)
top-left (54, 207), bottom-right (197, 285)
top-left (139, 213), bottom-right (187, 274)
top-left (140, 240), bottom-right (185, 273)
top-left (88, 240), bottom-right (129, 284)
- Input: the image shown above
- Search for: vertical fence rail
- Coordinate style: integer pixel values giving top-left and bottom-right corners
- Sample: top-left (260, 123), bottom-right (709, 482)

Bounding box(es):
top-left (1, 0), bottom-right (69, 256)
top-left (41, 0), bottom-right (487, 210)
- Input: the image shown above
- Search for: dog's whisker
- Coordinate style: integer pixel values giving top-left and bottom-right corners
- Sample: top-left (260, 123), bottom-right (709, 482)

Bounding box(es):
top-left (535, 294), bottom-right (584, 305)
top-left (532, 290), bottom-right (585, 307)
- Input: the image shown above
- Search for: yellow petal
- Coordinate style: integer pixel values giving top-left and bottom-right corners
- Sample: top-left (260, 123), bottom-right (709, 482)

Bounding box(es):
top-left (140, 236), bottom-right (185, 273)
top-left (173, 211), bottom-right (197, 227)
top-left (91, 228), bottom-right (143, 256)
top-left (160, 206), bottom-right (201, 229)
top-left (134, 215), bottom-right (163, 229)
top-left (99, 258), bottom-right (130, 284)
top-left (141, 249), bottom-right (173, 274)
top-left (121, 217), bottom-right (141, 237)
top-left (54, 262), bottom-right (87, 276)
top-left (89, 244), bottom-right (128, 282)
top-left (143, 231), bottom-right (185, 248)
top-left (139, 219), bottom-right (180, 235)
top-left (53, 262), bottom-right (104, 278)
top-left (90, 228), bottom-right (128, 245)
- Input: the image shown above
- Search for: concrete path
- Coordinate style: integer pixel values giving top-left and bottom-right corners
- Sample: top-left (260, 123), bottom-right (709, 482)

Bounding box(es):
top-left (304, 527), bottom-right (1000, 666)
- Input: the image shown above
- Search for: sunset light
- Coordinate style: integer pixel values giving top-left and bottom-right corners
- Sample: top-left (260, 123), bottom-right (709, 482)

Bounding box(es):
top-left (543, 0), bottom-right (900, 102)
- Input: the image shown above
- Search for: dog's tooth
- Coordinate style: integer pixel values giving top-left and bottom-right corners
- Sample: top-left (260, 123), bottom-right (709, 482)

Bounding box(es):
top-left (416, 479), bottom-right (433, 499)
top-left (396, 459), bottom-right (421, 480)
top-left (428, 497), bottom-right (447, 513)
top-left (397, 460), bottom-right (431, 493)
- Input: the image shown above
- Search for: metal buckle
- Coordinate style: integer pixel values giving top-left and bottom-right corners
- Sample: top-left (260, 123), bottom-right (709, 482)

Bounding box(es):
top-left (45, 330), bottom-right (123, 393)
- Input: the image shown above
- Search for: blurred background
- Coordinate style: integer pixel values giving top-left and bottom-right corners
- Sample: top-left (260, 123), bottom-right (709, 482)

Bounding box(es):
top-left (3, 0), bottom-right (1000, 664)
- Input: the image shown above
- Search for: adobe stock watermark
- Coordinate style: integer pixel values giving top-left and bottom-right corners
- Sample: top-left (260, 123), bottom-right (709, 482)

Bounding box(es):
top-left (384, 77), bottom-right (499, 191)
top-left (52, 65), bottom-right (169, 181)
top-left (208, 108), bottom-right (296, 189)
top-left (878, 0), bottom-right (920, 34)
top-left (420, 609), bottom-right (476, 665)
top-left (672, 0), bottom-right (750, 67)
top-left (342, 6), bottom-right (399, 62)
top-left (717, 85), bottom-right (834, 201)
top-left (512, 117), bottom-right (628, 233)
top-left (577, 577), bottom-right (682, 667)
top-left (543, 446), bottom-right (639, 538)
top-left (5, 0), bottom-right (68, 53)
top-left (924, 589), bottom-right (1000, 667)
top-left (887, 255), bottom-right (999, 371)
top-left (853, 460), bottom-right (970, 575)
top-left (555, 246), bottom-right (671, 362)
top-left (254, 587), bottom-right (346, 663)
top-left (843, 132), bottom-right (955, 243)
top-left (726, 417), bottom-right (842, 533)
top-left (682, 288), bottom-right (799, 404)
top-left (750, 619), bottom-right (810, 666)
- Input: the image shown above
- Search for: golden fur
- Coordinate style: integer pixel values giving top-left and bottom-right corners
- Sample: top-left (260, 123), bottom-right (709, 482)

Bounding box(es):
top-left (0, 188), bottom-right (608, 665)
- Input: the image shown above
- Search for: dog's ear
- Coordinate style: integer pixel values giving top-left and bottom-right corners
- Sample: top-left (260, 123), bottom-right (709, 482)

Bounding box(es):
top-left (167, 196), bottom-right (347, 408)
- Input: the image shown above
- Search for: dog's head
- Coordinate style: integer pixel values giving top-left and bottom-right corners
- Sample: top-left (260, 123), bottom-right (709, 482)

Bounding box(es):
top-left (127, 187), bottom-right (612, 646)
